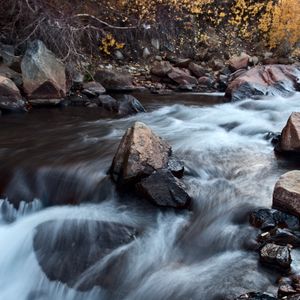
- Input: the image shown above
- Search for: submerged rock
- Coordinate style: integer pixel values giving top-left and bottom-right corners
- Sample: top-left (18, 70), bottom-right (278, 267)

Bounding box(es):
top-left (260, 243), bottom-right (292, 271)
top-left (280, 113), bottom-right (300, 152)
top-left (225, 65), bottom-right (300, 101)
top-left (33, 219), bottom-right (137, 290)
top-left (137, 169), bottom-right (191, 208)
top-left (0, 75), bottom-right (27, 112)
top-left (273, 171), bottom-right (300, 217)
top-left (110, 122), bottom-right (171, 184)
top-left (21, 40), bottom-right (66, 102)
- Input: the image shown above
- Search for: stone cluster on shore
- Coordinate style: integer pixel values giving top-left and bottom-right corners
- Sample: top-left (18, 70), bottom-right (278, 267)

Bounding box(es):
top-left (1, 39), bottom-right (300, 117)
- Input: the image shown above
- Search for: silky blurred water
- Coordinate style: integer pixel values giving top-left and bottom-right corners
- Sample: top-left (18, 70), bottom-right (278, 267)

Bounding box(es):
top-left (0, 93), bottom-right (300, 300)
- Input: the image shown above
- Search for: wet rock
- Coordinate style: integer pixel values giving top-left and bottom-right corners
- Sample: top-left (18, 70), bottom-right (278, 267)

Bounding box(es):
top-left (280, 113), bottom-right (300, 152)
top-left (110, 122), bottom-right (171, 184)
top-left (21, 40), bottom-right (66, 101)
top-left (167, 156), bottom-right (184, 178)
top-left (82, 81), bottom-right (106, 97)
top-left (137, 169), bottom-right (191, 208)
top-left (150, 61), bottom-right (172, 77)
top-left (0, 75), bottom-right (27, 112)
top-left (235, 292), bottom-right (277, 300)
top-left (225, 65), bottom-right (300, 101)
top-left (273, 171), bottom-right (300, 217)
top-left (97, 95), bottom-right (119, 112)
top-left (33, 219), bottom-right (137, 290)
top-left (188, 62), bottom-right (206, 78)
top-left (117, 94), bottom-right (146, 116)
top-left (278, 275), bottom-right (300, 298)
top-left (260, 243), bottom-right (292, 271)
top-left (249, 208), bottom-right (299, 231)
top-left (258, 228), bottom-right (300, 247)
top-left (168, 67), bottom-right (198, 86)
top-left (94, 69), bottom-right (134, 91)
top-left (229, 53), bottom-right (250, 71)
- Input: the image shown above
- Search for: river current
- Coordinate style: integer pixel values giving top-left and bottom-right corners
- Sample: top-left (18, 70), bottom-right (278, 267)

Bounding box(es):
top-left (0, 93), bottom-right (300, 300)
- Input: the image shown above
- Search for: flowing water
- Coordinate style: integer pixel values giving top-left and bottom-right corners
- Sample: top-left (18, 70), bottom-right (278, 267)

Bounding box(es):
top-left (0, 93), bottom-right (300, 300)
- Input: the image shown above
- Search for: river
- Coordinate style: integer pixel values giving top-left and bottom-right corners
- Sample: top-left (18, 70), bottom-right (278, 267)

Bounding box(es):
top-left (0, 93), bottom-right (300, 300)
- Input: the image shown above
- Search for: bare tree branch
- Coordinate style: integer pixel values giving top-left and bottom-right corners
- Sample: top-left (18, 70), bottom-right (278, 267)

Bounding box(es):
top-left (73, 13), bottom-right (137, 30)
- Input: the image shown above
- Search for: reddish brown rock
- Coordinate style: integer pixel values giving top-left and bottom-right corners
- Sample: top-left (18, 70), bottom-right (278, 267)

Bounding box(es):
top-left (150, 61), bottom-right (173, 77)
top-left (0, 75), bottom-right (27, 112)
top-left (280, 113), bottom-right (300, 152)
top-left (229, 53), bottom-right (250, 71)
top-left (21, 40), bottom-right (66, 101)
top-left (168, 67), bottom-right (198, 86)
top-left (188, 62), bottom-right (206, 78)
top-left (225, 65), bottom-right (300, 101)
top-left (273, 171), bottom-right (300, 217)
top-left (94, 69), bottom-right (134, 91)
top-left (110, 122), bottom-right (171, 184)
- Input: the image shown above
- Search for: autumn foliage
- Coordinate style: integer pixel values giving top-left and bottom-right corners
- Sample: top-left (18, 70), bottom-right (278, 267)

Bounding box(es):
top-left (0, 0), bottom-right (299, 62)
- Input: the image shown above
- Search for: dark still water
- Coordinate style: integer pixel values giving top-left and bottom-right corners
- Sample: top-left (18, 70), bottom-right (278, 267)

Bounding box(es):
top-left (0, 93), bottom-right (300, 300)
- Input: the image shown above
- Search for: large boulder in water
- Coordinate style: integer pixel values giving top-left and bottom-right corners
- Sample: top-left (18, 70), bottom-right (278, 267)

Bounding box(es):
top-left (110, 122), bottom-right (171, 184)
top-left (110, 122), bottom-right (191, 208)
top-left (94, 69), bottom-right (134, 91)
top-left (225, 65), bottom-right (300, 101)
top-left (137, 169), bottom-right (191, 208)
top-left (33, 219), bottom-right (137, 290)
top-left (273, 171), bottom-right (300, 217)
top-left (0, 75), bottom-right (27, 112)
top-left (280, 113), bottom-right (300, 152)
top-left (21, 40), bottom-right (66, 102)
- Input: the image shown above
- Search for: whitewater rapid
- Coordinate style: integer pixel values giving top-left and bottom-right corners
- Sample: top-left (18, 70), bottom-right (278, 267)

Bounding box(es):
top-left (0, 93), bottom-right (300, 300)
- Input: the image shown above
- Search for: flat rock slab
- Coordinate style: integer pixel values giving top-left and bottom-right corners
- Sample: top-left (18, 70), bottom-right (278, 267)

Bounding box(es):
top-left (273, 171), bottom-right (300, 217)
top-left (33, 219), bottom-right (137, 290)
